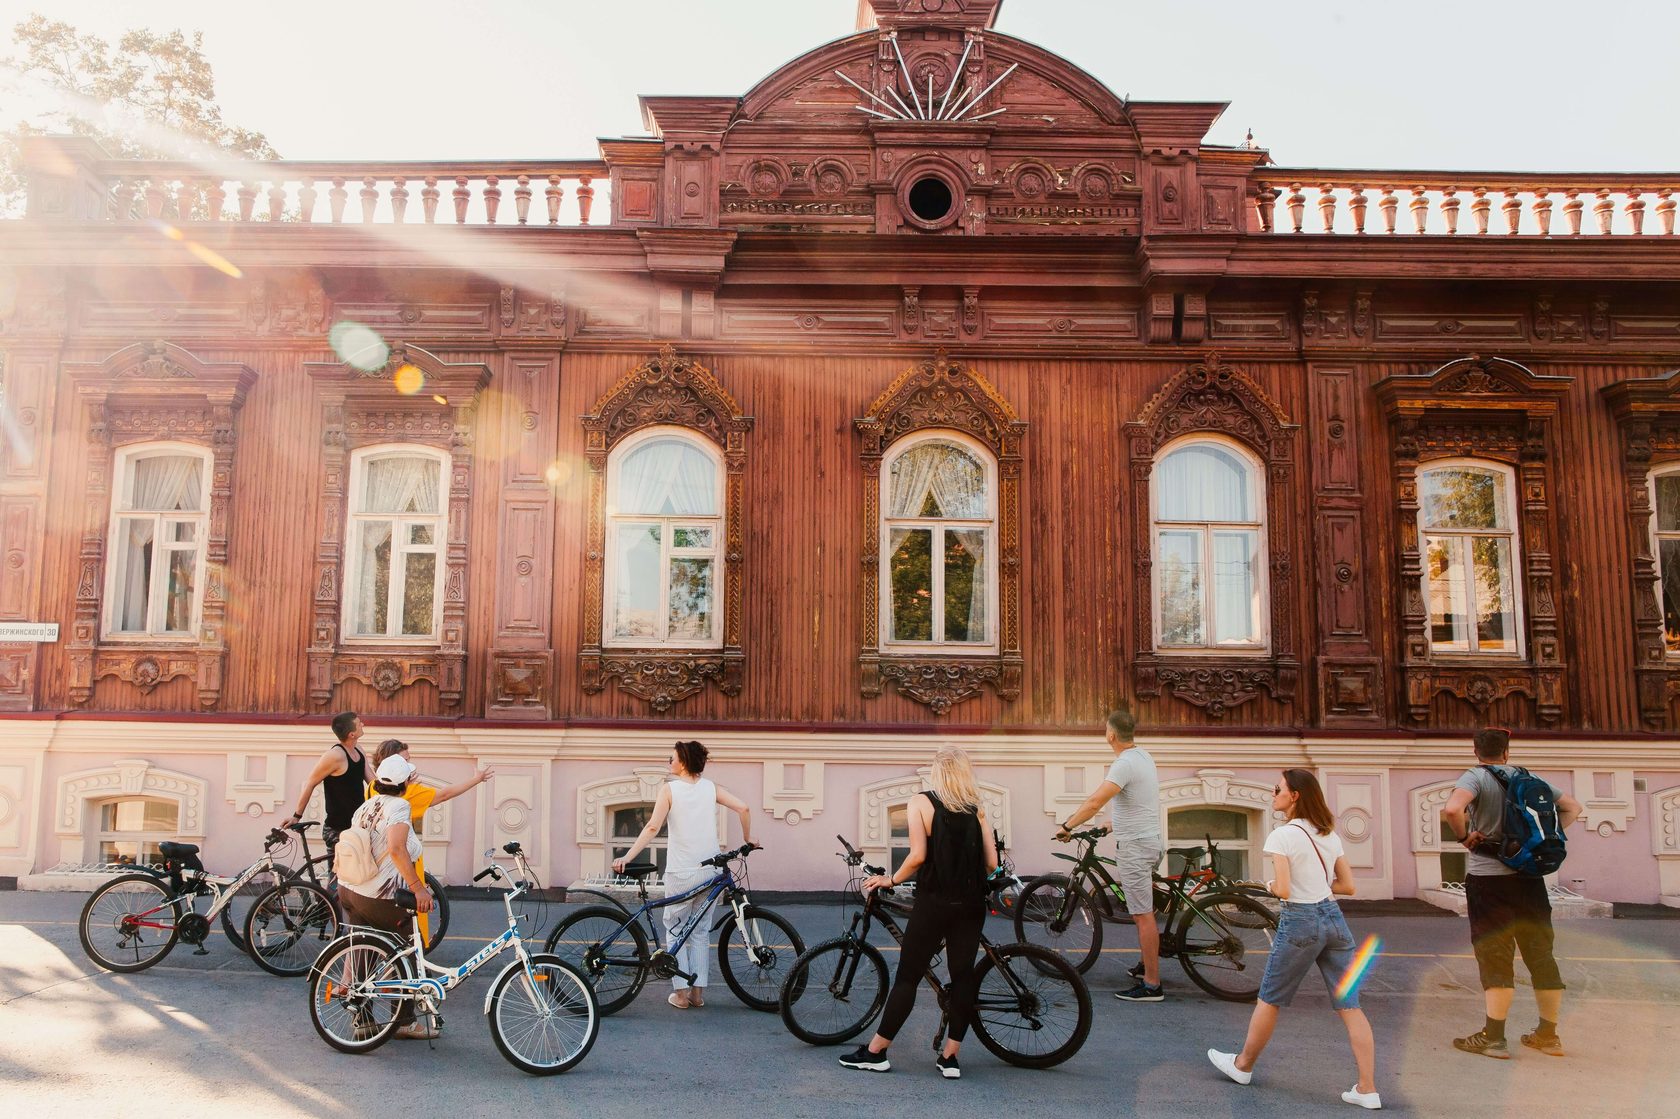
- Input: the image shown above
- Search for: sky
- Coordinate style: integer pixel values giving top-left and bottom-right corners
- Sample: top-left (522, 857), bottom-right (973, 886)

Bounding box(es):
top-left (5, 0), bottom-right (1679, 172)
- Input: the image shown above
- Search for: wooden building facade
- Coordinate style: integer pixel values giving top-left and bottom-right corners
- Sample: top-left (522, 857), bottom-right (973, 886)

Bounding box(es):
top-left (3, 0), bottom-right (1678, 902)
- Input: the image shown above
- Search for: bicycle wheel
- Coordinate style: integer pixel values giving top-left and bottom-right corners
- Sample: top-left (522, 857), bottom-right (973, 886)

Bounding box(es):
top-left (79, 873), bottom-right (183, 973)
top-left (422, 872), bottom-right (450, 950)
top-left (244, 881), bottom-right (342, 977)
top-left (778, 936), bottom-right (890, 1046)
top-left (219, 864), bottom-right (289, 952)
top-left (1176, 891), bottom-right (1278, 1002)
top-left (716, 905), bottom-right (805, 1012)
top-left (1012, 873), bottom-right (1103, 975)
top-left (543, 905), bottom-right (649, 1015)
top-left (486, 953), bottom-right (600, 1076)
top-left (308, 934), bottom-right (409, 1053)
top-left (970, 942), bottom-right (1093, 1069)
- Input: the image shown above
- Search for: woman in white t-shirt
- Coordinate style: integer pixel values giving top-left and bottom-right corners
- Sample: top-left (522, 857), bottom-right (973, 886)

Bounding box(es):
top-left (1207, 768), bottom-right (1382, 1111)
top-left (612, 740), bottom-right (754, 1010)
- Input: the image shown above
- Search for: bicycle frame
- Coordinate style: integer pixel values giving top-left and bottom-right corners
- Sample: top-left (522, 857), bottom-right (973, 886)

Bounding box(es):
top-left (344, 851), bottom-right (542, 1012)
top-left (596, 868), bottom-right (736, 963)
top-left (128, 846), bottom-right (284, 931)
top-left (1054, 834), bottom-right (1219, 923)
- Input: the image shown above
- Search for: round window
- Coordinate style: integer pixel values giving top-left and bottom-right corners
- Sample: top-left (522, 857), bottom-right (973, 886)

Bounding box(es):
top-left (907, 176), bottom-right (956, 224)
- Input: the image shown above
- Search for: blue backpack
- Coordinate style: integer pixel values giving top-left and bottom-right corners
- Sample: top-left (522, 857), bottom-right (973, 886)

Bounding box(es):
top-left (1480, 765), bottom-right (1568, 877)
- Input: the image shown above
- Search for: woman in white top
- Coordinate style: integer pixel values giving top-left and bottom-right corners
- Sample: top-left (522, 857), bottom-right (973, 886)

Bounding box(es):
top-left (1208, 768), bottom-right (1381, 1110)
top-left (338, 753), bottom-right (435, 1039)
top-left (613, 740), bottom-right (754, 1009)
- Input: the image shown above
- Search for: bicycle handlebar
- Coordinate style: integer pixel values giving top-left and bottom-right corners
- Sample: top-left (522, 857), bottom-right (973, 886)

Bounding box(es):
top-left (1058, 825), bottom-right (1111, 843)
top-left (262, 828), bottom-right (289, 850)
top-left (473, 865), bottom-right (502, 883)
top-left (700, 842), bottom-right (761, 868)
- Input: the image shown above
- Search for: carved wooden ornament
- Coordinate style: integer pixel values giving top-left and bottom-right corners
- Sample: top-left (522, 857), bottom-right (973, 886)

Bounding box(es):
top-left (62, 341), bottom-right (256, 710)
top-left (579, 345), bottom-right (754, 711)
top-left (1376, 355), bottom-right (1573, 726)
top-left (1602, 367), bottom-right (1680, 728)
top-left (1127, 354), bottom-right (1300, 717)
top-left (856, 350), bottom-right (1026, 713)
top-left (302, 343), bottom-right (490, 712)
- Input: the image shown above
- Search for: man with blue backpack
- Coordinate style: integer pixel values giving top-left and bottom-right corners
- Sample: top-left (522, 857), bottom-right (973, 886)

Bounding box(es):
top-left (1441, 727), bottom-right (1582, 1060)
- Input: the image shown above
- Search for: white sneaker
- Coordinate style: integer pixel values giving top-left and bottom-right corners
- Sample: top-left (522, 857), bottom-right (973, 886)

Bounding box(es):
top-left (1342, 1086), bottom-right (1382, 1110)
top-left (1207, 1049), bottom-right (1252, 1086)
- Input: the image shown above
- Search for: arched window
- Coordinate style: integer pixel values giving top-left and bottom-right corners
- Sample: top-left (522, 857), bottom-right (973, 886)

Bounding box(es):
top-left (1152, 438), bottom-right (1267, 650)
top-left (104, 443), bottom-right (211, 639)
top-left (1650, 464), bottom-right (1680, 654)
top-left (609, 804), bottom-right (668, 879)
top-left (604, 429), bottom-right (725, 648)
top-left (94, 796), bottom-right (180, 866)
top-left (1418, 460), bottom-right (1523, 656)
top-left (880, 432), bottom-right (997, 650)
top-left (344, 446), bottom-right (447, 641)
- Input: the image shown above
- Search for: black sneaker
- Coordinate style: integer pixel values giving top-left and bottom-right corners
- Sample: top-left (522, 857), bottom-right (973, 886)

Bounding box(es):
top-left (936, 1053), bottom-right (961, 1079)
top-left (839, 1045), bottom-right (891, 1072)
top-left (1453, 1029), bottom-right (1510, 1059)
top-left (1114, 981), bottom-right (1165, 1002)
top-left (1127, 961), bottom-right (1145, 980)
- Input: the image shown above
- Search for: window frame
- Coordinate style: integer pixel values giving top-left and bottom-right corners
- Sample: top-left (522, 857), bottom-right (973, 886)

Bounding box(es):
top-left (341, 444), bottom-right (450, 646)
top-left (92, 795), bottom-right (181, 867)
top-left (1648, 462), bottom-right (1680, 658)
top-left (1417, 458), bottom-right (1526, 659)
top-left (1150, 436), bottom-right (1270, 654)
top-left (601, 427), bottom-right (726, 651)
top-left (101, 442), bottom-right (212, 643)
top-left (1167, 805), bottom-right (1262, 882)
top-left (878, 429), bottom-right (1000, 655)
top-left (608, 802), bottom-right (669, 880)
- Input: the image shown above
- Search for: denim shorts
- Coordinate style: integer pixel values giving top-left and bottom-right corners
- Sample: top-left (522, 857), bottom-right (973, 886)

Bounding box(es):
top-left (1257, 898), bottom-right (1363, 1010)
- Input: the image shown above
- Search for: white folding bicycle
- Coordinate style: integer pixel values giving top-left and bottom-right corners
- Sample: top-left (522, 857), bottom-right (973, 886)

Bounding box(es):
top-left (307, 841), bottom-right (599, 1075)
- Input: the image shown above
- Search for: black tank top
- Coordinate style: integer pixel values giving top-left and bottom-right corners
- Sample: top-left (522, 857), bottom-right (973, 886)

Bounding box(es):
top-left (322, 741), bottom-right (367, 830)
top-left (916, 791), bottom-right (985, 900)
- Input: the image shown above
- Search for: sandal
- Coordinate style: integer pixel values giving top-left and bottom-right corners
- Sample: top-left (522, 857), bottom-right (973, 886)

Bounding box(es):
top-left (667, 990), bottom-right (691, 1009)
top-left (690, 989), bottom-right (705, 1008)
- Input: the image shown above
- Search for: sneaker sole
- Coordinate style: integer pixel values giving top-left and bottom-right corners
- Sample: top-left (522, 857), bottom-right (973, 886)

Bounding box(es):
top-left (1453, 1044), bottom-right (1510, 1059)
top-left (839, 1061), bottom-right (892, 1072)
top-left (1522, 1041), bottom-right (1564, 1057)
top-left (1115, 993), bottom-right (1165, 1002)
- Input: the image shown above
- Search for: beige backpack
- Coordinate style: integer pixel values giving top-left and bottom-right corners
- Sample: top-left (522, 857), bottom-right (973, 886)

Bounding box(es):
top-left (334, 805), bottom-right (383, 886)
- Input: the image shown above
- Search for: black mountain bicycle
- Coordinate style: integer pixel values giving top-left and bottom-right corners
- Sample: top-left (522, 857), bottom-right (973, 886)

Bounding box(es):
top-left (545, 843), bottom-right (803, 1014)
top-left (778, 836), bottom-right (1092, 1069)
top-left (266, 821), bottom-right (451, 951)
top-left (1012, 825), bottom-right (1277, 1000)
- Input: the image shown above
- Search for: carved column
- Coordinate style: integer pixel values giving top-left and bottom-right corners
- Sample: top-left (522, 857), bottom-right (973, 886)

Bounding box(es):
top-left (1309, 367), bottom-right (1383, 724)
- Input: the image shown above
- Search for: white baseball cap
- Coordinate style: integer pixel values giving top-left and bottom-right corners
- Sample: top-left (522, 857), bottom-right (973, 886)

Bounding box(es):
top-left (375, 755), bottom-right (417, 785)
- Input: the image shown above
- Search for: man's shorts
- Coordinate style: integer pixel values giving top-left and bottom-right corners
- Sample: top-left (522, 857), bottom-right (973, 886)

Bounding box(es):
top-left (1114, 841), bottom-right (1163, 916)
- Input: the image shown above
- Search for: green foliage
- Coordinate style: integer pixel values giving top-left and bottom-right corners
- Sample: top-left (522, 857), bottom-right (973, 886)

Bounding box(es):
top-left (2, 13), bottom-right (277, 212)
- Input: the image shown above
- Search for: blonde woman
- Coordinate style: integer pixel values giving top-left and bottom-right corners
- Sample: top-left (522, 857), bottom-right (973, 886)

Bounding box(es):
top-left (840, 747), bottom-right (999, 1080)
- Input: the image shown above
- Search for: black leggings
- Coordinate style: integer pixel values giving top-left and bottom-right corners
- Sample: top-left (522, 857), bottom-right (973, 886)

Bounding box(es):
top-left (878, 893), bottom-right (987, 1044)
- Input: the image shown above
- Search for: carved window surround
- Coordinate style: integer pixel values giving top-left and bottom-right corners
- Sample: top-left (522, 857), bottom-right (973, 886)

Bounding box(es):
top-left (303, 343), bottom-right (490, 711)
top-left (1602, 369), bottom-right (1680, 728)
top-left (1127, 355), bottom-right (1300, 718)
top-left (579, 345), bottom-right (753, 711)
top-left (1376, 355), bottom-right (1572, 725)
top-left (63, 341), bottom-right (255, 709)
top-left (856, 352), bottom-right (1026, 714)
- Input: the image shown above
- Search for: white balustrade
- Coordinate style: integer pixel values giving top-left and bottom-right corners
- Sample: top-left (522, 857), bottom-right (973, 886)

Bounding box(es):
top-left (1252, 175), bottom-right (1676, 236)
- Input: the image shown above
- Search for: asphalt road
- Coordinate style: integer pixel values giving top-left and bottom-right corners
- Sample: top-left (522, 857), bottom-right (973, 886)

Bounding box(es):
top-left (2, 890), bottom-right (1677, 1118)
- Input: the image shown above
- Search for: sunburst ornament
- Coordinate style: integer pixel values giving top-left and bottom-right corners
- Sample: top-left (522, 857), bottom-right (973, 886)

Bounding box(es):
top-left (837, 35), bottom-right (1018, 123)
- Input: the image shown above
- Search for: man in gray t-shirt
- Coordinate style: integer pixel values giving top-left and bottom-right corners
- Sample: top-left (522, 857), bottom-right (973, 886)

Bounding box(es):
top-left (1441, 727), bottom-right (1581, 1060)
top-left (1055, 707), bottom-right (1165, 1002)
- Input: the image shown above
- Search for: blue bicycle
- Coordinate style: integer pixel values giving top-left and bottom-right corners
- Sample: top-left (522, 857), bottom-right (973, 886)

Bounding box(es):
top-left (544, 843), bottom-right (803, 1014)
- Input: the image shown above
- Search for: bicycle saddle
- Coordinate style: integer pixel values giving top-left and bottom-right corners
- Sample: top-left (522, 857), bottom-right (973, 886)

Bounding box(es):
top-left (158, 841), bottom-right (200, 859)
top-left (618, 862), bottom-right (660, 879)
top-left (1168, 845), bottom-right (1207, 863)
top-left (393, 887), bottom-right (418, 911)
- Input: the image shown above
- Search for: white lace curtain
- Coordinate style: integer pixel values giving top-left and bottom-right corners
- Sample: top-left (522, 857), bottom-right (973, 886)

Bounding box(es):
top-left (128, 454), bottom-right (205, 512)
top-left (1156, 444), bottom-right (1254, 522)
top-left (889, 442), bottom-right (987, 519)
top-left (361, 455), bottom-right (441, 514)
top-left (614, 438), bottom-right (717, 516)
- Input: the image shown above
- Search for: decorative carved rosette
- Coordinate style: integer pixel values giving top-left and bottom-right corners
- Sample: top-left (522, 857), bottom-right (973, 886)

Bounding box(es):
top-left (1603, 368), bottom-right (1680, 728)
top-left (302, 344), bottom-right (490, 712)
top-left (856, 351), bottom-right (1026, 713)
top-left (578, 346), bottom-right (753, 709)
top-left (1126, 354), bottom-right (1300, 717)
top-left (1377, 355), bottom-right (1573, 726)
top-left (62, 341), bottom-right (256, 710)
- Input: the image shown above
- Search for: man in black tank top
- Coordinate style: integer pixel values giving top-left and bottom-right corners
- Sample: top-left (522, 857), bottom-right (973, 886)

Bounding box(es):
top-left (283, 711), bottom-right (370, 833)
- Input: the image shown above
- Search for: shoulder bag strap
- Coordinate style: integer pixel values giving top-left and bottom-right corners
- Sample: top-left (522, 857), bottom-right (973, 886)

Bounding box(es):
top-left (1291, 821), bottom-right (1331, 884)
